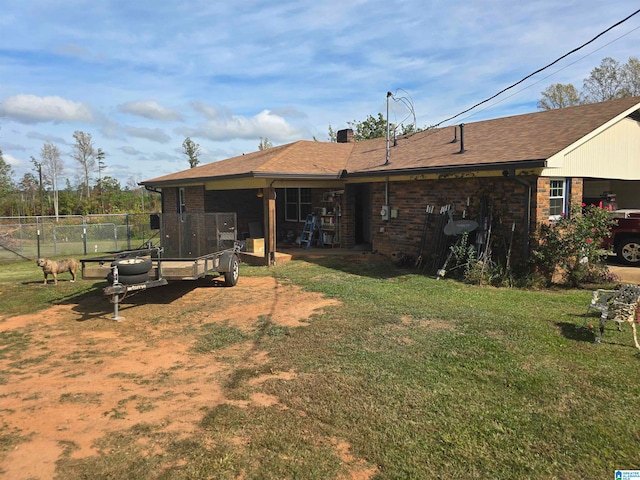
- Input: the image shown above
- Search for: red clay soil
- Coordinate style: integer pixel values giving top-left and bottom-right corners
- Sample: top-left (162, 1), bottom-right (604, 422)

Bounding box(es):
top-left (0, 276), bottom-right (376, 480)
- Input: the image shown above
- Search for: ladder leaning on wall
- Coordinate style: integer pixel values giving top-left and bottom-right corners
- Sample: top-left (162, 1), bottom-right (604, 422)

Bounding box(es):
top-left (298, 214), bottom-right (317, 249)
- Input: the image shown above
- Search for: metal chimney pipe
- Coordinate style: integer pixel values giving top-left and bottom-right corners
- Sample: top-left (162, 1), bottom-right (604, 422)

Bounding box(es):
top-left (385, 91), bottom-right (392, 165)
top-left (459, 123), bottom-right (466, 153)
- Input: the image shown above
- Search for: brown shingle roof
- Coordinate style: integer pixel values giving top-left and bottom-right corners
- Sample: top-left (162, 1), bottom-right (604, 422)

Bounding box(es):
top-left (142, 97), bottom-right (640, 186)
top-left (142, 140), bottom-right (353, 186)
top-left (346, 96), bottom-right (640, 175)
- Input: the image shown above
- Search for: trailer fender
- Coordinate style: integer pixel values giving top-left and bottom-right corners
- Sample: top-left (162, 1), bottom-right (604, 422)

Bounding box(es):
top-left (216, 251), bottom-right (238, 273)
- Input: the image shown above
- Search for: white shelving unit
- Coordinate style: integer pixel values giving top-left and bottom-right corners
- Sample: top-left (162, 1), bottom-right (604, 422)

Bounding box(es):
top-left (320, 191), bottom-right (342, 247)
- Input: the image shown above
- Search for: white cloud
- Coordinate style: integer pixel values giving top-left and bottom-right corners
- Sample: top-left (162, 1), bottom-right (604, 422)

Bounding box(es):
top-left (2, 152), bottom-right (24, 168)
top-left (124, 126), bottom-right (171, 144)
top-left (0, 0), bottom-right (638, 185)
top-left (118, 100), bottom-right (182, 121)
top-left (0, 95), bottom-right (94, 124)
top-left (181, 110), bottom-right (302, 142)
top-left (26, 131), bottom-right (69, 145)
top-left (120, 146), bottom-right (143, 155)
top-left (190, 101), bottom-right (230, 120)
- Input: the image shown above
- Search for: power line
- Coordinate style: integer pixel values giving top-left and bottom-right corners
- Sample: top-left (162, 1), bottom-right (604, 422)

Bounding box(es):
top-left (454, 23), bottom-right (640, 124)
top-left (430, 8), bottom-right (640, 128)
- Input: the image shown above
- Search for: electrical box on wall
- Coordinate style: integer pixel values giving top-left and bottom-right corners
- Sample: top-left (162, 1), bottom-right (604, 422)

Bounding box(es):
top-left (380, 205), bottom-right (390, 221)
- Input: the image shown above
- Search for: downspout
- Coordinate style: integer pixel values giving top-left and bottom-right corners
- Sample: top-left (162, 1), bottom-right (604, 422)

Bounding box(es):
top-left (144, 185), bottom-right (163, 210)
top-left (144, 185), bottom-right (164, 249)
top-left (385, 177), bottom-right (389, 207)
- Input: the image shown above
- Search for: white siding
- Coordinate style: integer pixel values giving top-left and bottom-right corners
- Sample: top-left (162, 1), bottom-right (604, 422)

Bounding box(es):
top-left (542, 117), bottom-right (640, 180)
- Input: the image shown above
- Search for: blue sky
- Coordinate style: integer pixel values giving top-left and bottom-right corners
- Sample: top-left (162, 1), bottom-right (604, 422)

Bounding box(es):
top-left (0, 0), bottom-right (638, 187)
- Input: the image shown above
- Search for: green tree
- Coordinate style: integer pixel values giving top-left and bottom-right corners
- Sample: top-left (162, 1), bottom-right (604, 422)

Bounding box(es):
top-left (330, 113), bottom-right (423, 142)
top-left (258, 137), bottom-right (273, 150)
top-left (0, 149), bottom-right (15, 196)
top-left (348, 113), bottom-right (387, 141)
top-left (327, 125), bottom-right (337, 142)
top-left (182, 137), bottom-right (201, 168)
top-left (96, 148), bottom-right (106, 213)
top-left (582, 57), bottom-right (626, 103)
top-left (98, 176), bottom-right (123, 212)
top-left (17, 172), bottom-right (39, 216)
top-left (537, 83), bottom-right (582, 110)
top-left (30, 156), bottom-right (45, 216)
top-left (621, 56), bottom-right (640, 96)
top-left (538, 57), bottom-right (640, 108)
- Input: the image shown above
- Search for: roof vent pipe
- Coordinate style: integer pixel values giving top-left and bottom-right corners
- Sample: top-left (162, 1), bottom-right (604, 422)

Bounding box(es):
top-left (459, 123), bottom-right (466, 154)
top-left (450, 126), bottom-right (458, 143)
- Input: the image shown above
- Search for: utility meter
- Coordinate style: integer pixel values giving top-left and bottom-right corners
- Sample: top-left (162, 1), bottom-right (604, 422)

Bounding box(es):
top-left (380, 205), bottom-right (390, 221)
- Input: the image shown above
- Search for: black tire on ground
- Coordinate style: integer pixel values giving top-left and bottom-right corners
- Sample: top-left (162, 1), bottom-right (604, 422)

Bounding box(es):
top-left (224, 256), bottom-right (239, 287)
top-left (111, 257), bottom-right (152, 276)
top-left (616, 237), bottom-right (640, 265)
top-left (106, 272), bottom-right (150, 285)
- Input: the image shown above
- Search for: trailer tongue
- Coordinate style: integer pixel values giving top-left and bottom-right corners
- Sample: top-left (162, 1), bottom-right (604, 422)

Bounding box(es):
top-left (81, 242), bottom-right (241, 320)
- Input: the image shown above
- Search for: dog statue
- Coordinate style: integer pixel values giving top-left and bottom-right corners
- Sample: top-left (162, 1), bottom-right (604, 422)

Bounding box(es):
top-left (37, 258), bottom-right (78, 285)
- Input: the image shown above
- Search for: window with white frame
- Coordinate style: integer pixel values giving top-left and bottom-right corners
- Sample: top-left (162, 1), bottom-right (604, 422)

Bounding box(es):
top-left (285, 188), bottom-right (312, 222)
top-left (549, 179), bottom-right (566, 220)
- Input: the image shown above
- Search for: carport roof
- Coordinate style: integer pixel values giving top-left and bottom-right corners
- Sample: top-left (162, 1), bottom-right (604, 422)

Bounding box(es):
top-left (141, 96), bottom-right (640, 187)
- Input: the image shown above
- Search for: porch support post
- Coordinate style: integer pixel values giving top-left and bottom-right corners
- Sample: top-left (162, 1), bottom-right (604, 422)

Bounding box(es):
top-left (263, 187), bottom-right (277, 266)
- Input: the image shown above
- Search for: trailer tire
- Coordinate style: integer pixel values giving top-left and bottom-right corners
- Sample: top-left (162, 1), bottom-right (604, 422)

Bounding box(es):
top-left (107, 272), bottom-right (150, 285)
top-left (224, 256), bottom-right (239, 287)
top-left (111, 257), bottom-right (152, 275)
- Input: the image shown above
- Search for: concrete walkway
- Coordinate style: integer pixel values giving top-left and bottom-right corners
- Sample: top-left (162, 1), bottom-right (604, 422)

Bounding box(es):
top-left (608, 264), bottom-right (640, 284)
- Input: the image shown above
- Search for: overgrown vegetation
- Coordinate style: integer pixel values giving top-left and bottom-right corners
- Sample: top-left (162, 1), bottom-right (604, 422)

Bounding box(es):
top-left (530, 204), bottom-right (616, 287)
top-left (1, 256), bottom-right (638, 479)
top-left (433, 205), bottom-right (617, 289)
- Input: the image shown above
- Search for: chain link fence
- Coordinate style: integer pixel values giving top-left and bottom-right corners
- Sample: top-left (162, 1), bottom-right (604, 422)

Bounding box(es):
top-left (0, 213), bottom-right (237, 262)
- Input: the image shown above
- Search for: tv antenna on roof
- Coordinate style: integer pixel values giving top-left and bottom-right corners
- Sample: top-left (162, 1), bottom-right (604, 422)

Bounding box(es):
top-left (385, 89), bottom-right (418, 165)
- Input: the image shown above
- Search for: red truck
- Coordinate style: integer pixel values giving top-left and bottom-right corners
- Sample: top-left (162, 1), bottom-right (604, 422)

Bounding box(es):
top-left (603, 210), bottom-right (640, 266)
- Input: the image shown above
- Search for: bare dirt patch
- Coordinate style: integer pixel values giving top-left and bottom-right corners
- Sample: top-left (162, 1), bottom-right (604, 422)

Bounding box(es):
top-left (0, 276), bottom-right (362, 479)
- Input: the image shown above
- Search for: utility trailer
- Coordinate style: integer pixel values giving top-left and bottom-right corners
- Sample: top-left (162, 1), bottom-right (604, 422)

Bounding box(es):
top-left (81, 242), bottom-right (241, 320)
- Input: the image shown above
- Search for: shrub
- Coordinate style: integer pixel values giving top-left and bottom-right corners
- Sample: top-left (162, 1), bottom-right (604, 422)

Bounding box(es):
top-left (530, 204), bottom-right (615, 287)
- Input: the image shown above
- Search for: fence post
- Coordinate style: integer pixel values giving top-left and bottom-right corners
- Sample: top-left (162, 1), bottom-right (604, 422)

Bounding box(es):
top-left (36, 216), bottom-right (41, 259)
top-left (126, 213), bottom-right (131, 250)
top-left (82, 216), bottom-right (87, 255)
top-left (114, 224), bottom-right (118, 251)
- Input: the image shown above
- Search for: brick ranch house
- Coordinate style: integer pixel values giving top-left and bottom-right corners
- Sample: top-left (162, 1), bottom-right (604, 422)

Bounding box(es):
top-left (141, 97), bottom-right (640, 266)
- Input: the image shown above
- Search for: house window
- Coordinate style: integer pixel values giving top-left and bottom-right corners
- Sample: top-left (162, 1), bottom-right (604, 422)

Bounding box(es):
top-left (285, 188), bottom-right (312, 222)
top-left (549, 179), bottom-right (566, 220)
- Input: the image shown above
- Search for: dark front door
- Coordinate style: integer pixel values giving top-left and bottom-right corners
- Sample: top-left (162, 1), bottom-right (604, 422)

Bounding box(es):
top-left (354, 184), bottom-right (371, 246)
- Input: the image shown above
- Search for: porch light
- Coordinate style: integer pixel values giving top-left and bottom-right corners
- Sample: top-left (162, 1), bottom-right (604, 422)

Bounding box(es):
top-left (256, 189), bottom-right (264, 198)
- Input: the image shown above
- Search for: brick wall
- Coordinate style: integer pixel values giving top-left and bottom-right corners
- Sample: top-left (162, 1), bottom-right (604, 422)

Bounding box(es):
top-left (535, 177), bottom-right (584, 226)
top-left (162, 187), bottom-right (178, 213)
top-left (369, 176), bottom-right (533, 262)
top-left (186, 186), bottom-right (205, 213)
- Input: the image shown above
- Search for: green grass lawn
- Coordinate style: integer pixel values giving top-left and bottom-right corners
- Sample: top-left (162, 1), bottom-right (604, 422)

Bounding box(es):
top-left (1, 256), bottom-right (638, 479)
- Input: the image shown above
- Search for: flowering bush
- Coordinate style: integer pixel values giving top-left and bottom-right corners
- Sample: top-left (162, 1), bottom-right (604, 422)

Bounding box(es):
top-left (531, 204), bottom-right (615, 286)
